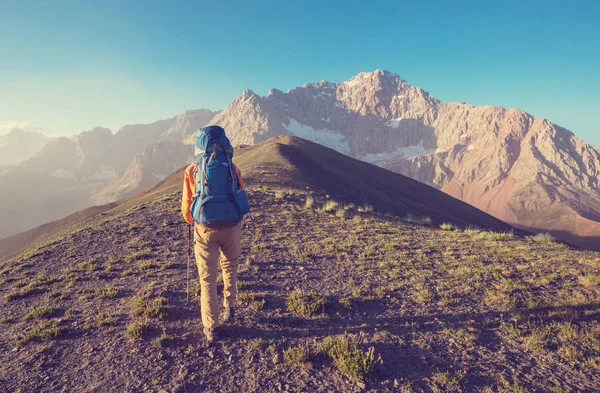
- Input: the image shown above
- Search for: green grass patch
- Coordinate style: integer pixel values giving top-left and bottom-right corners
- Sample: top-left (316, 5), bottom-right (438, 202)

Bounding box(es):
top-left (17, 319), bottom-right (65, 347)
top-left (95, 284), bottom-right (119, 299)
top-left (152, 334), bottom-right (172, 348)
top-left (24, 306), bottom-right (57, 320)
top-left (286, 290), bottom-right (325, 318)
top-left (126, 321), bottom-right (149, 340)
top-left (284, 344), bottom-right (310, 367)
top-left (319, 333), bottom-right (382, 380)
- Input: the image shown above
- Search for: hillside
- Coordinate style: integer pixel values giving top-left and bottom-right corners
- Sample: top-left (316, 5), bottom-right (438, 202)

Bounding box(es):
top-left (0, 136), bottom-right (513, 263)
top-left (1, 174), bottom-right (600, 391)
top-left (1, 136), bottom-right (600, 392)
top-left (201, 69), bottom-right (600, 250)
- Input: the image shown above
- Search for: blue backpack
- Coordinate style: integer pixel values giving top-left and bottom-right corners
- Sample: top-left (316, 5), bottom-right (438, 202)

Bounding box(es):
top-left (190, 126), bottom-right (250, 228)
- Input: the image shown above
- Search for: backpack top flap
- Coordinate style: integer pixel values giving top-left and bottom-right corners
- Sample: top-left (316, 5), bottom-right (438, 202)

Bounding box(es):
top-left (195, 125), bottom-right (233, 159)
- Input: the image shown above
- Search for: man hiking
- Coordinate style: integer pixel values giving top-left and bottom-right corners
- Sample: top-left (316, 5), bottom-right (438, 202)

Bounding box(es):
top-left (181, 125), bottom-right (250, 343)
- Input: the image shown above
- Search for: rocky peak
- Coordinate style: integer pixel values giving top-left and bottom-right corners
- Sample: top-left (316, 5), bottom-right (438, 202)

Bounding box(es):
top-left (336, 69), bottom-right (439, 119)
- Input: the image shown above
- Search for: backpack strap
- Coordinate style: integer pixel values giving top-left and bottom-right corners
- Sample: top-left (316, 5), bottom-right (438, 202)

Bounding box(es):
top-left (201, 155), bottom-right (208, 194)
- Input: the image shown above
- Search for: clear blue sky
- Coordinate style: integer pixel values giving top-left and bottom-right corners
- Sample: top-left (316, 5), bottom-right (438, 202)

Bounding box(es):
top-left (1, 0), bottom-right (598, 144)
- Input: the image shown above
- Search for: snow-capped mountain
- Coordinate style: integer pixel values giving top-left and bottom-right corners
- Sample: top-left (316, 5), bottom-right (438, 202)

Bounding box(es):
top-left (2, 70), bottom-right (599, 249)
top-left (205, 70), bottom-right (600, 249)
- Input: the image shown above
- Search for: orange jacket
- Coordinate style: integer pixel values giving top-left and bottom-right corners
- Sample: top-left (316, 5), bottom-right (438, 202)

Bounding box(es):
top-left (181, 162), bottom-right (245, 225)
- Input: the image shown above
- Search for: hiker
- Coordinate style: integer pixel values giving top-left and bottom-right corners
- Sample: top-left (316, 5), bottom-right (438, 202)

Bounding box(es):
top-left (181, 125), bottom-right (250, 343)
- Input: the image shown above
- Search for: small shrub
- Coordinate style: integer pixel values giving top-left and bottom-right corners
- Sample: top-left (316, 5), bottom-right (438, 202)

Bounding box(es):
top-left (78, 288), bottom-right (95, 300)
top-left (403, 214), bottom-right (432, 225)
top-left (126, 322), bottom-right (148, 340)
top-left (319, 333), bottom-right (382, 380)
top-left (248, 338), bottom-right (264, 350)
top-left (319, 200), bottom-right (339, 213)
top-left (267, 344), bottom-right (278, 354)
top-left (358, 204), bottom-right (374, 213)
top-left (374, 286), bottom-right (387, 298)
top-left (484, 290), bottom-right (515, 311)
top-left (251, 299), bottom-right (265, 311)
top-left (17, 319), bottom-right (65, 347)
top-left (124, 251), bottom-right (153, 263)
top-left (335, 208), bottom-right (347, 219)
top-left (79, 262), bottom-right (100, 272)
top-left (160, 261), bottom-right (174, 270)
top-left (339, 296), bottom-right (354, 309)
top-left (152, 334), bottom-right (172, 348)
top-left (463, 226), bottom-right (482, 236)
top-left (64, 308), bottom-right (78, 319)
top-left (95, 312), bottom-right (119, 327)
top-left (132, 295), bottom-right (169, 320)
top-left (95, 284), bottom-right (119, 299)
top-left (473, 231), bottom-right (514, 241)
top-left (439, 222), bottom-right (454, 231)
top-left (284, 345), bottom-right (310, 367)
top-left (138, 260), bottom-right (157, 270)
top-left (238, 292), bottom-right (261, 302)
top-left (579, 274), bottom-right (600, 287)
top-left (50, 291), bottom-right (68, 301)
top-left (529, 232), bottom-right (555, 244)
top-left (432, 370), bottom-right (464, 388)
top-left (287, 291), bottom-right (325, 318)
top-left (305, 196), bottom-right (314, 209)
top-left (24, 306), bottom-right (56, 320)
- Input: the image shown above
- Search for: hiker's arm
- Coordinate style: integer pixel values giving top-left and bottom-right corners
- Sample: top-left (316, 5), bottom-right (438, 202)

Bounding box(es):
top-left (234, 165), bottom-right (245, 190)
top-left (181, 165), bottom-right (194, 225)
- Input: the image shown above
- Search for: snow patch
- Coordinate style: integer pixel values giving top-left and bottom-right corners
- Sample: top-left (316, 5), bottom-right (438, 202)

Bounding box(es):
top-left (83, 166), bottom-right (116, 181)
top-left (283, 119), bottom-right (350, 155)
top-left (467, 144), bottom-right (476, 151)
top-left (386, 118), bottom-right (405, 129)
top-left (50, 169), bottom-right (75, 179)
top-left (360, 142), bottom-right (436, 163)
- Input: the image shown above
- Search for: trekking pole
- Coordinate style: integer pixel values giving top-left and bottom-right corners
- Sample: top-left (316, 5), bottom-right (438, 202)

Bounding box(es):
top-left (187, 224), bottom-right (191, 304)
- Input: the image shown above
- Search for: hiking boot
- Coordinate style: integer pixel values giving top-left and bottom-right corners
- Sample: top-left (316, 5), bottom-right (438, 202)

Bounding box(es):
top-left (222, 307), bottom-right (235, 323)
top-left (204, 327), bottom-right (218, 344)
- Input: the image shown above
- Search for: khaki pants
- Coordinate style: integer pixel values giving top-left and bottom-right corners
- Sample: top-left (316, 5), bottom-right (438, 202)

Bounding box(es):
top-left (194, 224), bottom-right (241, 329)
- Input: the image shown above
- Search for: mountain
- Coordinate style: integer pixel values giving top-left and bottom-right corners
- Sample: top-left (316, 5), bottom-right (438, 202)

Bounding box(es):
top-left (1, 135), bottom-right (598, 392)
top-left (94, 141), bottom-right (193, 204)
top-left (595, 143), bottom-right (600, 152)
top-left (202, 69), bottom-right (600, 250)
top-left (0, 127), bottom-right (54, 166)
top-left (0, 110), bottom-right (218, 240)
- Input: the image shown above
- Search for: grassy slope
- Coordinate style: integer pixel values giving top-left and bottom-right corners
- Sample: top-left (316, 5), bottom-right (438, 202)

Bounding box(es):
top-left (1, 182), bottom-right (599, 391)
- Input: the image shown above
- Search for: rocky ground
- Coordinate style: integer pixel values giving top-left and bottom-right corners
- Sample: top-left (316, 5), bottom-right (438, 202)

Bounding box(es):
top-left (1, 188), bottom-right (599, 392)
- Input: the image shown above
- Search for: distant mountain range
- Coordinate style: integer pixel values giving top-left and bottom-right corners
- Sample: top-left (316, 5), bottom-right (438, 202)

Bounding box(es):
top-left (0, 127), bottom-right (55, 166)
top-left (2, 70), bottom-right (599, 250)
top-left (0, 109), bottom-right (217, 238)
